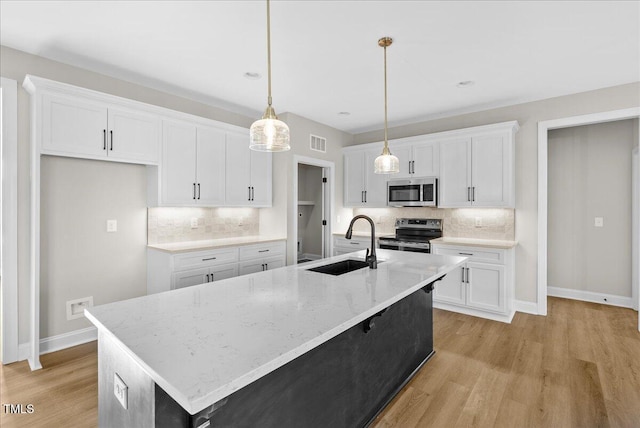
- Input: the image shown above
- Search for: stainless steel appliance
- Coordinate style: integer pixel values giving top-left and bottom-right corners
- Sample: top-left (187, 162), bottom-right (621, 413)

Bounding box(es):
top-left (378, 218), bottom-right (442, 253)
top-left (387, 177), bottom-right (437, 207)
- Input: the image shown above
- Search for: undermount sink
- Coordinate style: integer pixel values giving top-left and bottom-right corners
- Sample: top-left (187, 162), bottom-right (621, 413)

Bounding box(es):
top-left (307, 259), bottom-right (370, 276)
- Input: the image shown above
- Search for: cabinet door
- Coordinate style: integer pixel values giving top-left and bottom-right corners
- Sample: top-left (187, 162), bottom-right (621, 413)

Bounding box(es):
top-left (162, 121), bottom-right (197, 205)
top-left (364, 149), bottom-right (389, 207)
top-left (196, 126), bottom-right (226, 205)
top-left (466, 262), bottom-right (506, 313)
top-left (225, 132), bottom-right (252, 206)
top-left (108, 107), bottom-right (160, 164)
top-left (344, 151), bottom-right (366, 206)
top-left (249, 149), bottom-right (272, 206)
top-left (173, 267), bottom-right (209, 290)
top-left (263, 256), bottom-right (285, 271)
top-left (432, 265), bottom-right (466, 305)
top-left (471, 133), bottom-right (510, 207)
top-left (412, 141), bottom-right (439, 177)
top-left (42, 93), bottom-right (107, 157)
top-left (439, 137), bottom-right (472, 207)
top-left (210, 263), bottom-right (239, 282)
top-left (388, 143), bottom-right (413, 178)
top-left (238, 260), bottom-right (266, 276)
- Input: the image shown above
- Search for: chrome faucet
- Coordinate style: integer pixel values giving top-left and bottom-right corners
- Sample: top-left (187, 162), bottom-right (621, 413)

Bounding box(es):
top-left (345, 215), bottom-right (377, 269)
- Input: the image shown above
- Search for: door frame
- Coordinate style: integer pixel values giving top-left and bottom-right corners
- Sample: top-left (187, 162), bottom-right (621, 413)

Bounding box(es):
top-left (1, 77), bottom-right (19, 364)
top-left (292, 156), bottom-right (335, 263)
top-left (537, 107), bottom-right (640, 317)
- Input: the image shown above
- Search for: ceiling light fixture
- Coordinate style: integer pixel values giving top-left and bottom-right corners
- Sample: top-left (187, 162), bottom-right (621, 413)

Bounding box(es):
top-left (374, 37), bottom-right (399, 174)
top-left (249, 0), bottom-right (290, 152)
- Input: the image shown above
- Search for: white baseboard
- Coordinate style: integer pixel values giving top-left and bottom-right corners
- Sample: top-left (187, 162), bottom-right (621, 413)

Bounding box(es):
top-left (17, 326), bottom-right (97, 361)
top-left (548, 286), bottom-right (633, 308)
top-left (514, 300), bottom-right (540, 315)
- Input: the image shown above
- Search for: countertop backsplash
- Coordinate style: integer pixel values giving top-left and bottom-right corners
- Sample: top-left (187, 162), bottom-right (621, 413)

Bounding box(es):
top-left (352, 207), bottom-right (515, 241)
top-left (148, 207), bottom-right (260, 245)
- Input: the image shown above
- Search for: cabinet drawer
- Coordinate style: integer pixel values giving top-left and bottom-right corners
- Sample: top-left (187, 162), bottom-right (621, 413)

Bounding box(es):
top-left (334, 237), bottom-right (369, 249)
top-left (239, 241), bottom-right (285, 261)
top-left (433, 245), bottom-right (504, 264)
top-left (173, 248), bottom-right (239, 271)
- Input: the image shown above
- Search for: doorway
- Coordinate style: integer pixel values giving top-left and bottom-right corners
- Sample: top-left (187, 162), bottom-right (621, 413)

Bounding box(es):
top-left (293, 156), bottom-right (334, 264)
top-left (538, 108), bottom-right (640, 332)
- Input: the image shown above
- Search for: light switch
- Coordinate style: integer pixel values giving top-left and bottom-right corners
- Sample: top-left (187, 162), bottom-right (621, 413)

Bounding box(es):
top-left (594, 217), bottom-right (604, 227)
top-left (107, 219), bottom-right (117, 232)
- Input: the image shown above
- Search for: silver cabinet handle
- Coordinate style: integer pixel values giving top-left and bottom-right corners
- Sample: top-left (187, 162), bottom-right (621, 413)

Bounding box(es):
top-left (466, 268), bottom-right (470, 284)
top-left (472, 187), bottom-right (475, 202)
top-left (103, 129), bottom-right (107, 150)
top-left (110, 130), bottom-right (113, 150)
top-left (210, 273), bottom-right (214, 282)
top-left (459, 252), bottom-right (474, 256)
top-left (265, 263), bottom-right (268, 270)
top-left (258, 249), bottom-right (269, 253)
top-left (461, 267), bottom-right (465, 283)
top-left (205, 274), bottom-right (210, 282)
top-left (361, 190), bottom-right (364, 203)
top-left (193, 183), bottom-right (196, 200)
top-left (261, 263), bottom-right (265, 271)
top-left (197, 183), bottom-right (201, 200)
top-left (350, 242), bottom-right (360, 245)
top-left (248, 187), bottom-right (251, 201)
top-left (467, 187), bottom-right (471, 202)
top-left (202, 257), bottom-right (217, 261)
top-left (364, 190), bottom-right (367, 203)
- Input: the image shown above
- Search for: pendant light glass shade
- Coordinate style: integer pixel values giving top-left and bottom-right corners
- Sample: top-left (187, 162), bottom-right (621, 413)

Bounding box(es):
top-left (250, 0), bottom-right (290, 152)
top-left (374, 146), bottom-right (399, 174)
top-left (374, 36), bottom-right (399, 174)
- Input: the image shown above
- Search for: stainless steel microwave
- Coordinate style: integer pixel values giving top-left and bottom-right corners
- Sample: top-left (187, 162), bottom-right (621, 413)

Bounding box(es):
top-left (387, 177), bottom-right (438, 207)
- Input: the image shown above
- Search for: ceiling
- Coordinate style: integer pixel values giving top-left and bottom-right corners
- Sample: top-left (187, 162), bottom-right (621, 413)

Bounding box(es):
top-left (1, 1), bottom-right (638, 134)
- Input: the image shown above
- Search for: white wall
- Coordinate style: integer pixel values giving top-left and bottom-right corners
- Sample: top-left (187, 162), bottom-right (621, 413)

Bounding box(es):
top-left (40, 156), bottom-right (148, 336)
top-left (353, 82), bottom-right (640, 304)
top-left (548, 120), bottom-right (635, 297)
top-left (260, 112), bottom-right (354, 265)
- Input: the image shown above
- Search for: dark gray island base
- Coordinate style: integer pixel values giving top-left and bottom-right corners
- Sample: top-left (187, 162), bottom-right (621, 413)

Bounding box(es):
top-left (154, 283), bottom-right (437, 428)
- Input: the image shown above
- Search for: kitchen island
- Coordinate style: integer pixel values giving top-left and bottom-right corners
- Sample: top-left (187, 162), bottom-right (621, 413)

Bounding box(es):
top-left (86, 249), bottom-right (466, 427)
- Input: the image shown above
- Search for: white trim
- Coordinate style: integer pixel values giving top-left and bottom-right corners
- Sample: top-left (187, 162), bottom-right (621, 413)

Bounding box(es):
top-left (0, 77), bottom-right (19, 364)
top-left (514, 300), bottom-right (539, 315)
top-left (293, 156), bottom-right (335, 264)
top-left (18, 327), bottom-right (98, 360)
top-left (433, 302), bottom-right (515, 324)
top-left (537, 107), bottom-right (640, 317)
top-left (548, 286), bottom-right (633, 309)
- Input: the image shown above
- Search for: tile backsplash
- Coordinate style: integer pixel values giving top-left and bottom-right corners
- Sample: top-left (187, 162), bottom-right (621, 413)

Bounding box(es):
top-left (352, 207), bottom-right (515, 240)
top-left (148, 207), bottom-right (260, 244)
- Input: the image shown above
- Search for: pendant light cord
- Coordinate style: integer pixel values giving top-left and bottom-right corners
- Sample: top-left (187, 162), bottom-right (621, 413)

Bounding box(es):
top-left (266, 0), bottom-right (272, 107)
top-left (383, 43), bottom-right (389, 150)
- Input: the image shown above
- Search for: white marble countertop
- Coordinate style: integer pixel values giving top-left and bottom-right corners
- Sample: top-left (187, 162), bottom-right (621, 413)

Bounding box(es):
top-left (430, 237), bottom-right (517, 249)
top-left (85, 250), bottom-right (465, 415)
top-left (147, 236), bottom-right (286, 254)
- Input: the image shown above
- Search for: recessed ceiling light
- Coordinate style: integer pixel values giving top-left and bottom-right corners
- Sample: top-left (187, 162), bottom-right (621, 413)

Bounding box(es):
top-left (456, 80), bottom-right (475, 88)
top-left (337, 111), bottom-right (351, 116)
top-left (244, 72), bottom-right (262, 80)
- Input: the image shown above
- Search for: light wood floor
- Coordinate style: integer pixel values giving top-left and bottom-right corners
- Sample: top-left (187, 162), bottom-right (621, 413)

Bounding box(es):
top-left (2, 297), bottom-right (639, 428)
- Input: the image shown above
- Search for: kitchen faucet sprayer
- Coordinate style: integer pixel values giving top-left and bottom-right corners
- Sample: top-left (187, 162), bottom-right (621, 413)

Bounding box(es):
top-left (345, 215), bottom-right (377, 269)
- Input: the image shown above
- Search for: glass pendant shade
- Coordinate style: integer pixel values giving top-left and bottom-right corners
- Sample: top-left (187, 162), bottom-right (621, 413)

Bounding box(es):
top-left (374, 145), bottom-right (400, 174)
top-left (250, 116), bottom-right (290, 152)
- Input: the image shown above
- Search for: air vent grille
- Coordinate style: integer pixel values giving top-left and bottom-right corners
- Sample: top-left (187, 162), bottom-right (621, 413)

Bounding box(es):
top-left (310, 134), bottom-right (327, 153)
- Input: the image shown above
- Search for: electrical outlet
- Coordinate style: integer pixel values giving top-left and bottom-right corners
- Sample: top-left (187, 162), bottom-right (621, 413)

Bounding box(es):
top-left (66, 296), bottom-right (93, 320)
top-left (106, 219), bottom-right (117, 232)
top-left (190, 218), bottom-right (198, 229)
top-left (594, 217), bottom-right (604, 227)
top-left (113, 373), bottom-right (128, 410)
top-left (475, 217), bottom-right (482, 227)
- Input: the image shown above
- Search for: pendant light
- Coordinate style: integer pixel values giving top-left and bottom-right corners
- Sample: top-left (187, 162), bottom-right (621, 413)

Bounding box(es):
top-left (250, 0), bottom-right (290, 152)
top-left (374, 37), bottom-right (399, 174)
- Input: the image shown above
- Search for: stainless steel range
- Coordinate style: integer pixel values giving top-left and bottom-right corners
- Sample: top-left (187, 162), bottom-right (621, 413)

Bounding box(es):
top-left (378, 218), bottom-right (442, 253)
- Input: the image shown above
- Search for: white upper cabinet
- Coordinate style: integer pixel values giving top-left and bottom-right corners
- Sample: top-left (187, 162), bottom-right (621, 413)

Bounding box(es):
top-left (344, 148), bottom-right (388, 207)
top-left (438, 123), bottom-right (517, 208)
top-left (225, 132), bottom-right (272, 207)
top-left (161, 121), bottom-right (226, 206)
top-left (40, 92), bottom-right (160, 164)
top-left (389, 139), bottom-right (439, 178)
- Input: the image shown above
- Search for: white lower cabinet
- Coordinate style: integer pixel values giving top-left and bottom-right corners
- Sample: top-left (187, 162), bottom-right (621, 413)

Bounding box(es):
top-left (431, 243), bottom-right (514, 323)
top-left (238, 241), bottom-right (286, 275)
top-left (147, 240), bottom-right (286, 294)
top-left (332, 235), bottom-right (375, 256)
